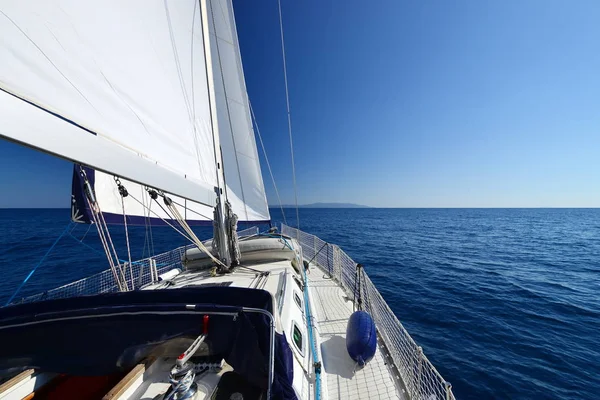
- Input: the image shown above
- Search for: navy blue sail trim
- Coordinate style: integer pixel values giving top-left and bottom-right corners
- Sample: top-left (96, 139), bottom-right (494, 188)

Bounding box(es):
top-left (0, 87), bottom-right (97, 136)
top-left (100, 211), bottom-right (270, 227)
top-left (71, 164), bottom-right (95, 224)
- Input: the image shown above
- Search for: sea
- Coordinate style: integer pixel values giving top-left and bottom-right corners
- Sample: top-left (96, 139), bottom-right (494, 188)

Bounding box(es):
top-left (0, 208), bottom-right (598, 399)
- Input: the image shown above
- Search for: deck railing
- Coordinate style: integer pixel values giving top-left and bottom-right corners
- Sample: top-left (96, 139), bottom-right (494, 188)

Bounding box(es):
top-left (15, 224), bottom-right (453, 400)
top-left (18, 244), bottom-right (192, 303)
top-left (281, 224), bottom-right (455, 400)
top-left (17, 226), bottom-right (260, 304)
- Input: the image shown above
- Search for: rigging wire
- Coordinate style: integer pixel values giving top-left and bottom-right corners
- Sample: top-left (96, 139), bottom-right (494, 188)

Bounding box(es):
top-left (127, 192), bottom-right (196, 244)
top-left (141, 188), bottom-right (150, 258)
top-left (80, 172), bottom-right (128, 292)
top-left (69, 231), bottom-right (117, 262)
top-left (115, 177), bottom-right (134, 290)
top-left (169, 198), bottom-right (211, 220)
top-left (127, 190), bottom-right (227, 269)
top-left (161, 194), bottom-right (227, 268)
top-left (83, 173), bottom-right (128, 289)
top-left (148, 200), bottom-right (155, 256)
top-left (249, 101), bottom-right (287, 226)
top-left (78, 222), bottom-right (93, 242)
top-left (68, 229), bottom-right (159, 267)
top-left (277, 0), bottom-right (300, 230)
top-left (94, 201), bottom-right (128, 290)
top-left (143, 192), bottom-right (156, 258)
top-left (5, 222), bottom-right (73, 306)
top-left (122, 202), bottom-right (134, 290)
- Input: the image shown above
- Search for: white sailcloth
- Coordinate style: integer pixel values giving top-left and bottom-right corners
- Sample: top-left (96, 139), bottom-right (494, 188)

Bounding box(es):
top-left (73, 0), bottom-right (270, 224)
top-left (0, 0), bottom-right (216, 205)
top-left (0, 0), bottom-right (270, 223)
top-left (208, 0), bottom-right (270, 222)
top-left (71, 166), bottom-right (268, 225)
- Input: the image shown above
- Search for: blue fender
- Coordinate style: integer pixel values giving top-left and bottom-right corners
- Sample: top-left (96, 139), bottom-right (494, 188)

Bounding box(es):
top-left (346, 310), bottom-right (377, 366)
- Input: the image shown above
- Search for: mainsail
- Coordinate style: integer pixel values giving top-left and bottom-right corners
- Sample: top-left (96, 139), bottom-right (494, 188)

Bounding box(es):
top-left (0, 0), bottom-right (269, 224)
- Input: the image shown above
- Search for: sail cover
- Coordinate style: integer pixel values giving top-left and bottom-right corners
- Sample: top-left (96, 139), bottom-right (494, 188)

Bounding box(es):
top-left (67, 0), bottom-right (270, 225)
top-left (0, 0), bottom-right (268, 220)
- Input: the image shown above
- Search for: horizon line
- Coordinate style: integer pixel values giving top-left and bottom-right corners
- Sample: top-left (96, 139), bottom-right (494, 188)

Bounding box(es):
top-left (3, 206), bottom-right (600, 210)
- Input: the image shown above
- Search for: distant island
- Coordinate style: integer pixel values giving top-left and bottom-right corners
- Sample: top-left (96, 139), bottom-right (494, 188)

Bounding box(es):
top-left (272, 202), bottom-right (370, 208)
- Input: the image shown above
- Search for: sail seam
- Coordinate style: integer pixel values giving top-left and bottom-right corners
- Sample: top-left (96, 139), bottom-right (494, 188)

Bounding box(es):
top-left (0, 10), bottom-right (97, 111)
top-left (164, 0), bottom-right (207, 182)
top-left (0, 87), bottom-right (97, 136)
top-left (163, 1), bottom-right (194, 122)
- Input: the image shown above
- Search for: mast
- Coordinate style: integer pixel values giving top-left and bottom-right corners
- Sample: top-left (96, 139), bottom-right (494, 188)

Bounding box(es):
top-left (200, 0), bottom-right (231, 267)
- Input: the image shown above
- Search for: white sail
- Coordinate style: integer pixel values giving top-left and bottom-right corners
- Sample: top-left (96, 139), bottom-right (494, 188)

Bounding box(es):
top-left (66, 0), bottom-right (271, 224)
top-left (71, 166), bottom-right (269, 225)
top-left (208, 0), bottom-right (270, 222)
top-left (0, 0), bottom-right (217, 205)
top-left (71, 166), bottom-right (215, 226)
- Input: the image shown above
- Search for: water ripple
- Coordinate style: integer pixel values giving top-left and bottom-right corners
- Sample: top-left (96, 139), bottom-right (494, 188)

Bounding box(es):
top-left (1, 208), bottom-right (599, 399)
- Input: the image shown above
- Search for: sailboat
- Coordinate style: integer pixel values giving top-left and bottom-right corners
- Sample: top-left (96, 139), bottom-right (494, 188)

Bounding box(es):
top-left (0, 1), bottom-right (455, 399)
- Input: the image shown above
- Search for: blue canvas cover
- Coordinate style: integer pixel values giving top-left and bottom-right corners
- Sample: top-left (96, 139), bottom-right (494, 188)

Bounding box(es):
top-left (0, 287), bottom-right (297, 399)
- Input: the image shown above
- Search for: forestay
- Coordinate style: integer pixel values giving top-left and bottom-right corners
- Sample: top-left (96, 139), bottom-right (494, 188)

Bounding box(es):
top-left (0, 0), bottom-right (267, 215)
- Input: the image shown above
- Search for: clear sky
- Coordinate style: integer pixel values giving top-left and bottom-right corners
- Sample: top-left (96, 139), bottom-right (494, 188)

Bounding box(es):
top-left (1, 0), bottom-right (600, 208)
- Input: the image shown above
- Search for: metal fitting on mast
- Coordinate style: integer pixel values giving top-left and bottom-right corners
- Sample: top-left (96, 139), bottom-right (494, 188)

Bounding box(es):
top-left (213, 187), bottom-right (232, 268)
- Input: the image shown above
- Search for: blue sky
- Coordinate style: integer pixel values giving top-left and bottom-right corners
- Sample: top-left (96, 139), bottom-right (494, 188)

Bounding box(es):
top-left (2, 0), bottom-right (600, 207)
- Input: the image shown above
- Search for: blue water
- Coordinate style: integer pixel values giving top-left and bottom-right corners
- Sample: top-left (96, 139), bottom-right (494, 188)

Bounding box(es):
top-left (1, 208), bottom-right (599, 399)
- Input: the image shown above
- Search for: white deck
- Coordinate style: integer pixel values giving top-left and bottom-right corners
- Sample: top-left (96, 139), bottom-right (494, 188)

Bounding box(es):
top-left (141, 237), bottom-right (409, 400)
top-left (306, 264), bottom-right (407, 400)
top-left (4, 235), bottom-right (414, 400)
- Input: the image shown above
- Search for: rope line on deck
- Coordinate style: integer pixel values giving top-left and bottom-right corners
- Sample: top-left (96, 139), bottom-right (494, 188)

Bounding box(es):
top-left (300, 244), bottom-right (322, 400)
